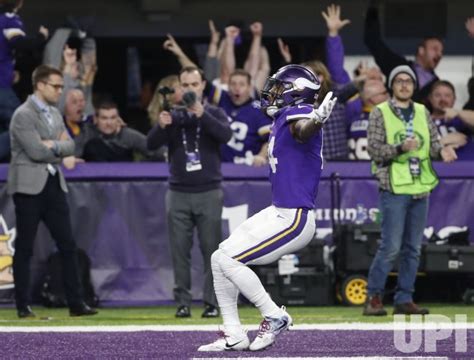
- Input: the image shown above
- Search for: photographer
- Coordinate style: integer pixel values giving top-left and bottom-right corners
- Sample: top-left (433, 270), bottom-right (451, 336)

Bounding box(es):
top-left (147, 66), bottom-right (232, 318)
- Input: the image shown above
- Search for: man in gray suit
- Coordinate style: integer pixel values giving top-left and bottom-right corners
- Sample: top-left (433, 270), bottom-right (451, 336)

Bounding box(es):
top-left (8, 64), bottom-right (98, 318)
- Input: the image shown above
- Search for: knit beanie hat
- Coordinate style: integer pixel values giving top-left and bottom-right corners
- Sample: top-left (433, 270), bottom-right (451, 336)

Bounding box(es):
top-left (388, 65), bottom-right (417, 88)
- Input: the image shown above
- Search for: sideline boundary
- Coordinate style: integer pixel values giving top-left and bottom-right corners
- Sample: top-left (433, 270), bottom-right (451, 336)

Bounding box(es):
top-left (1, 322), bottom-right (473, 332)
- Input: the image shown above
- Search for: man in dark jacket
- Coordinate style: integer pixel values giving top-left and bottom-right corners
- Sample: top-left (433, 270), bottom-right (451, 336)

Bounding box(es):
top-left (147, 66), bottom-right (232, 318)
top-left (364, 3), bottom-right (443, 105)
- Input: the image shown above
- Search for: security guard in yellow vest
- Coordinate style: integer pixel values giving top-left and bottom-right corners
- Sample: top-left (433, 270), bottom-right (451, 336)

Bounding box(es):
top-left (364, 65), bottom-right (457, 316)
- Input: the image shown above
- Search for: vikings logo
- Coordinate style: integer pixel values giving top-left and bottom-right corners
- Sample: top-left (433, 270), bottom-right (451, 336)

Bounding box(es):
top-left (0, 215), bottom-right (15, 290)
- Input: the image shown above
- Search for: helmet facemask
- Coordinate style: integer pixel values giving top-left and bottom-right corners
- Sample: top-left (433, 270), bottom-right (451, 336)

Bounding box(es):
top-left (261, 78), bottom-right (291, 116)
top-left (260, 65), bottom-right (321, 117)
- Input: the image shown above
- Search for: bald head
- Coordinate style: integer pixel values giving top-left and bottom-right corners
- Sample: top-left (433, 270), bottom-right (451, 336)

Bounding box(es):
top-left (64, 89), bottom-right (86, 123)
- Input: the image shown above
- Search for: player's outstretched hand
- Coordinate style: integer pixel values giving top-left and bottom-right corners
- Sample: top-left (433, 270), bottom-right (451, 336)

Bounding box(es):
top-left (313, 91), bottom-right (337, 124)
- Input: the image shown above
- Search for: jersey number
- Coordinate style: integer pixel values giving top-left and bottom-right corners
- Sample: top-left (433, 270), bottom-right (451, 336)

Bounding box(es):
top-left (227, 121), bottom-right (249, 151)
top-left (348, 138), bottom-right (370, 160)
top-left (268, 136), bottom-right (278, 173)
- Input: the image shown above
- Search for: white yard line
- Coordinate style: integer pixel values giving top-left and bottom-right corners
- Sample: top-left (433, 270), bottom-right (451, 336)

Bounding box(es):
top-left (0, 322), bottom-right (473, 332)
top-left (191, 358), bottom-right (448, 360)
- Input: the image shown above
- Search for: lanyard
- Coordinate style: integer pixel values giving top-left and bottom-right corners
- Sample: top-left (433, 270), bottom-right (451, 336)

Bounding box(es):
top-left (390, 99), bottom-right (415, 137)
top-left (181, 122), bottom-right (201, 154)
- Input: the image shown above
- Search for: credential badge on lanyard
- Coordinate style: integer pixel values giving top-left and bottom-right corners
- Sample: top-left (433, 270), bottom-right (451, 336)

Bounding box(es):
top-left (182, 122), bottom-right (202, 172)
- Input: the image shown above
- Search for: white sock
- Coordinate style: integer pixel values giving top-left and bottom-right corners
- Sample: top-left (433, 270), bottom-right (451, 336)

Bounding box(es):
top-left (211, 250), bottom-right (242, 334)
top-left (217, 250), bottom-right (283, 319)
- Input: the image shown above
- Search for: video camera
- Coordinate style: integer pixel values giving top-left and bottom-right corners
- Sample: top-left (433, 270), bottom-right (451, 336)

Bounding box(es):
top-left (157, 86), bottom-right (175, 111)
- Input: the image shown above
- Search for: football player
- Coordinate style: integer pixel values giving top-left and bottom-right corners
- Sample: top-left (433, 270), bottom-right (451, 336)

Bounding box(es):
top-left (198, 64), bottom-right (337, 352)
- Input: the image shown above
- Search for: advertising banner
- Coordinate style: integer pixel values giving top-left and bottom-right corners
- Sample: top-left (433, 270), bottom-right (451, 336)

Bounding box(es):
top-left (0, 163), bottom-right (472, 303)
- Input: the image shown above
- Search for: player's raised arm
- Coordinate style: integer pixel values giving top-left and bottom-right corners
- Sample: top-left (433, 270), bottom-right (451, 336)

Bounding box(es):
top-left (291, 91), bottom-right (337, 142)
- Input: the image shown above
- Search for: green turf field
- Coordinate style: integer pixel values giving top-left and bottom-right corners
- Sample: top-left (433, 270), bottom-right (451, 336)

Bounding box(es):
top-left (0, 304), bottom-right (473, 326)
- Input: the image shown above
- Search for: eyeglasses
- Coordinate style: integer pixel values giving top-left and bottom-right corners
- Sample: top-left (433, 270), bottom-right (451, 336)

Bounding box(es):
top-left (42, 82), bottom-right (64, 90)
top-left (393, 78), bottom-right (414, 86)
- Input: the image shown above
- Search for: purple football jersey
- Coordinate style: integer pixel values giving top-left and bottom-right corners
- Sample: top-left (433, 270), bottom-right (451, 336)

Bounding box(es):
top-left (268, 104), bottom-right (323, 209)
top-left (0, 12), bottom-right (24, 88)
top-left (433, 116), bottom-right (474, 161)
top-left (209, 87), bottom-right (272, 164)
top-left (348, 108), bottom-right (370, 160)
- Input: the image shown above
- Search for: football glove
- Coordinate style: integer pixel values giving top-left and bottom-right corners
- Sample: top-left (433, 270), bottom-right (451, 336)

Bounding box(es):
top-left (312, 91), bottom-right (337, 125)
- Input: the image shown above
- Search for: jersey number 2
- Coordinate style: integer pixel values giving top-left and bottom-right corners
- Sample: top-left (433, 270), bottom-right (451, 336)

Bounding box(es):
top-left (227, 121), bottom-right (249, 151)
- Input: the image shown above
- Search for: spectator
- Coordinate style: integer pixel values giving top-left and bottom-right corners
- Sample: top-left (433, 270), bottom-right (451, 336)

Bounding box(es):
top-left (243, 22), bottom-right (270, 92)
top-left (219, 22), bottom-right (270, 93)
top-left (203, 20), bottom-right (221, 85)
top-left (43, 27), bottom-right (97, 115)
top-left (363, 65), bottom-right (457, 316)
top-left (428, 80), bottom-right (474, 160)
top-left (219, 25), bottom-right (240, 88)
top-left (302, 60), bottom-right (352, 160)
top-left (209, 69), bottom-right (271, 166)
top-left (147, 66), bottom-right (232, 318)
top-left (321, 4), bottom-right (388, 160)
top-left (162, 33), bottom-right (196, 69)
top-left (464, 77), bottom-right (474, 111)
top-left (322, 3), bottom-right (351, 85)
top-left (8, 64), bottom-right (97, 318)
top-left (73, 100), bottom-right (164, 163)
top-left (277, 25), bottom-right (356, 161)
top-left (0, 0), bottom-right (48, 161)
top-left (466, 17), bottom-right (474, 39)
top-left (148, 75), bottom-right (183, 127)
top-left (462, 18), bottom-right (474, 110)
top-left (364, 3), bottom-right (443, 104)
top-left (63, 88), bottom-right (92, 138)
top-left (346, 79), bottom-right (389, 160)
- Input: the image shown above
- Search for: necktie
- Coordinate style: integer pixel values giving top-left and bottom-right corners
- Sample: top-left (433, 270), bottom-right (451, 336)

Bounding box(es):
top-left (42, 108), bottom-right (54, 128)
top-left (47, 164), bottom-right (57, 176)
top-left (42, 108), bottom-right (57, 176)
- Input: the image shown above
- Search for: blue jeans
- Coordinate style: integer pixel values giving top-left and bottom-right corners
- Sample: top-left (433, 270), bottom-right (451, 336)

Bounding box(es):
top-left (367, 191), bottom-right (428, 304)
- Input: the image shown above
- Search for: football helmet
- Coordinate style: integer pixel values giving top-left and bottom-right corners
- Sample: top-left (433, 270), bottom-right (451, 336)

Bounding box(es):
top-left (261, 64), bottom-right (321, 116)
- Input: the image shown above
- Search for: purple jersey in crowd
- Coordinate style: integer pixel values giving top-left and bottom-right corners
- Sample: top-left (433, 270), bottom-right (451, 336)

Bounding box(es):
top-left (268, 104), bottom-right (323, 209)
top-left (347, 103), bottom-right (371, 160)
top-left (209, 87), bottom-right (271, 164)
top-left (433, 116), bottom-right (474, 161)
top-left (0, 12), bottom-right (24, 88)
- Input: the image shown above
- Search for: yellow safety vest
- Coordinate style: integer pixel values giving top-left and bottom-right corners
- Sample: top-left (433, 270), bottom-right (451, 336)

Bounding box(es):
top-left (377, 101), bottom-right (438, 195)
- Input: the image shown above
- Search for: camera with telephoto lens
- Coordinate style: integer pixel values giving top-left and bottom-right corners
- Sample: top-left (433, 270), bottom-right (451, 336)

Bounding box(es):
top-left (171, 91), bottom-right (198, 125)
